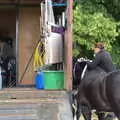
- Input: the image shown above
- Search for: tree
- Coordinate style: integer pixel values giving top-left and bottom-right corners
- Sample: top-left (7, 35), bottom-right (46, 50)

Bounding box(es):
top-left (73, 0), bottom-right (120, 67)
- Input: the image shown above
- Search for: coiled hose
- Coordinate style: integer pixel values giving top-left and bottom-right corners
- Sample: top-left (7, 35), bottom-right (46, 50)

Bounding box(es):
top-left (34, 41), bottom-right (45, 71)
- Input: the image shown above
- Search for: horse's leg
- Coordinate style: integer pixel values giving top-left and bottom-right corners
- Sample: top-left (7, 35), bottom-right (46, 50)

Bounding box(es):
top-left (105, 113), bottom-right (115, 120)
top-left (76, 101), bottom-right (82, 120)
top-left (76, 106), bottom-right (81, 120)
top-left (72, 101), bottom-right (77, 119)
top-left (96, 111), bottom-right (105, 120)
top-left (82, 106), bottom-right (91, 120)
top-left (97, 112), bottom-right (115, 120)
top-left (117, 115), bottom-right (120, 120)
top-left (114, 112), bottom-right (120, 120)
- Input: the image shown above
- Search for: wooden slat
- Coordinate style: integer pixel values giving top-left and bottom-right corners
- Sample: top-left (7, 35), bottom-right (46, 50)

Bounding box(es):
top-left (0, 98), bottom-right (67, 104)
top-left (0, 114), bottom-right (37, 120)
top-left (0, 89), bottom-right (67, 99)
top-left (0, 0), bottom-right (42, 4)
top-left (0, 109), bottom-right (36, 114)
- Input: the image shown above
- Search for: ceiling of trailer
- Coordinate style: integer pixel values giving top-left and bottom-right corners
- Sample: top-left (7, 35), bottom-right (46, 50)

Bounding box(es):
top-left (0, 0), bottom-right (42, 4)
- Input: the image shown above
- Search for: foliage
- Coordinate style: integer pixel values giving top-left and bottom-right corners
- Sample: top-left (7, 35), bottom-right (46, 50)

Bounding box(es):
top-left (73, 0), bottom-right (120, 67)
top-left (111, 31), bottom-right (120, 68)
top-left (99, 0), bottom-right (120, 21)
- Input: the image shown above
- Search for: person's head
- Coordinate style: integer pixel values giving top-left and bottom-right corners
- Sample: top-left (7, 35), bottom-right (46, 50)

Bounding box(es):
top-left (93, 42), bottom-right (104, 54)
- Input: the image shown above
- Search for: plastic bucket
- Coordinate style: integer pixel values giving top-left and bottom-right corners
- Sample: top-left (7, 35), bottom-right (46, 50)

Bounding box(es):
top-left (35, 72), bottom-right (44, 89)
top-left (44, 71), bottom-right (64, 90)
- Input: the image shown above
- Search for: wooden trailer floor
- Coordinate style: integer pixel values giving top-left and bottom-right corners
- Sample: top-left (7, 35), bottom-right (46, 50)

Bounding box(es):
top-left (0, 88), bottom-right (73, 120)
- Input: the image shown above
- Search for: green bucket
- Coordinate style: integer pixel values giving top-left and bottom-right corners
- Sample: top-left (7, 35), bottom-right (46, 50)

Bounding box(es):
top-left (43, 71), bottom-right (64, 90)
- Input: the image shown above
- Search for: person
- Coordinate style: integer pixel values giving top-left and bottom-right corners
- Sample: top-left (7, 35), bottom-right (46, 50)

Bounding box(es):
top-left (86, 42), bottom-right (116, 73)
top-left (87, 42), bottom-right (116, 120)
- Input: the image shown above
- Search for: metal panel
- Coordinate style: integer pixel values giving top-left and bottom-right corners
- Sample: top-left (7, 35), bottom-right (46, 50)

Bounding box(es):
top-left (45, 33), bottom-right (63, 64)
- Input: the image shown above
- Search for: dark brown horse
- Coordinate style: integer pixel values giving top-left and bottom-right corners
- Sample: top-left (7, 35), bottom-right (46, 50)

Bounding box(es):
top-left (73, 59), bottom-right (120, 120)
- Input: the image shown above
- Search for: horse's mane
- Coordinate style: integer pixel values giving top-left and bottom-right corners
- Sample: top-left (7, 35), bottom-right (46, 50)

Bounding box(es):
top-left (74, 60), bottom-right (107, 81)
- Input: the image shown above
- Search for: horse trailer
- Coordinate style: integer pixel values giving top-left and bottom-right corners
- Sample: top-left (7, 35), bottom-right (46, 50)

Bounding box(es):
top-left (0, 0), bottom-right (73, 120)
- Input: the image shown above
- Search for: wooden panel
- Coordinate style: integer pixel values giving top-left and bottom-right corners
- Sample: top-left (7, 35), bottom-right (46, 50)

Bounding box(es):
top-left (0, 0), bottom-right (17, 4)
top-left (0, 8), bottom-right (16, 56)
top-left (0, 9), bottom-right (16, 36)
top-left (19, 7), bottom-right (40, 85)
top-left (64, 0), bottom-right (73, 91)
top-left (19, 0), bottom-right (42, 4)
top-left (0, 0), bottom-right (41, 4)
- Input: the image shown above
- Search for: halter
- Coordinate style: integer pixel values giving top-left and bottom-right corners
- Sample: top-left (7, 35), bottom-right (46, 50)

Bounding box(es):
top-left (81, 64), bottom-right (88, 80)
top-left (77, 58), bottom-right (92, 80)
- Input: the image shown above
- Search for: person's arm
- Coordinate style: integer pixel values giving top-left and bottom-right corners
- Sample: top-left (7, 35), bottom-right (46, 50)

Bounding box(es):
top-left (86, 54), bottom-right (101, 69)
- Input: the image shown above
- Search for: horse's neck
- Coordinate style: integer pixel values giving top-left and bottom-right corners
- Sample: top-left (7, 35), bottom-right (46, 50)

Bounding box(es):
top-left (80, 65), bottom-right (104, 80)
top-left (84, 67), bottom-right (107, 81)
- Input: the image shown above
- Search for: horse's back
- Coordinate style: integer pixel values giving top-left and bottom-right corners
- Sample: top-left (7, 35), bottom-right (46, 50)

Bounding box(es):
top-left (105, 71), bottom-right (120, 114)
top-left (106, 70), bottom-right (120, 98)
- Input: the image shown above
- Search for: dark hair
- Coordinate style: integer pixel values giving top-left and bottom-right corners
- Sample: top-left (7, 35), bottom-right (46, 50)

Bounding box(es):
top-left (94, 42), bottom-right (104, 49)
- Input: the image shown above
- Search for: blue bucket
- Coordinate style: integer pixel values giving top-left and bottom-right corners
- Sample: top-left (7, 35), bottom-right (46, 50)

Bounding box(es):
top-left (35, 72), bottom-right (44, 89)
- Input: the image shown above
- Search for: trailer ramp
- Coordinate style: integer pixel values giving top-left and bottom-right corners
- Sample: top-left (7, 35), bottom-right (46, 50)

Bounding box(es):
top-left (0, 88), bottom-right (73, 120)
